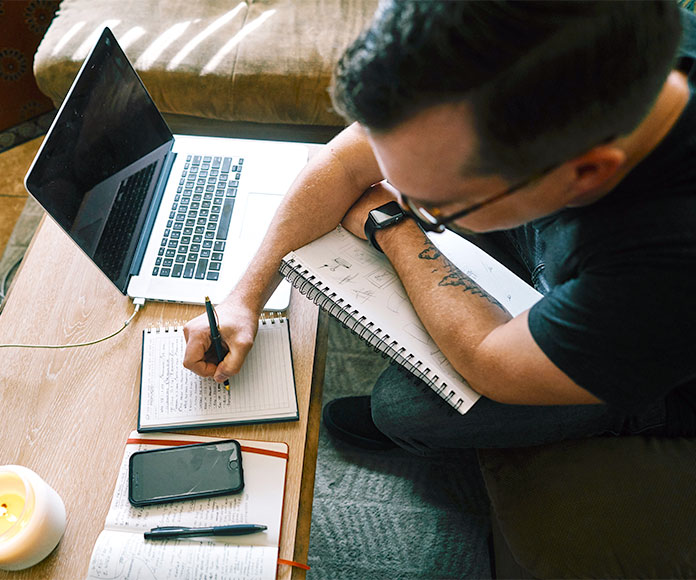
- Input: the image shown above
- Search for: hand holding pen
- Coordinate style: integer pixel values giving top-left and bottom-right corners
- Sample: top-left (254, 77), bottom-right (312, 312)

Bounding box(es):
top-left (205, 297), bottom-right (230, 390)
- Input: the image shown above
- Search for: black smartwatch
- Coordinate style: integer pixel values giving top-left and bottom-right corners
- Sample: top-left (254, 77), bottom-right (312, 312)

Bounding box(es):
top-left (364, 201), bottom-right (407, 253)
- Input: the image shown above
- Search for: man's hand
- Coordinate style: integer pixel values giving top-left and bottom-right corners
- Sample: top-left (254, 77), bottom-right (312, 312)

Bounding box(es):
top-left (183, 299), bottom-right (259, 383)
top-left (341, 181), bottom-right (398, 239)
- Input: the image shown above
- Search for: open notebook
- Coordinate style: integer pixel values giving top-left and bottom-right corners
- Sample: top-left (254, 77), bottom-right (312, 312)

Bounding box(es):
top-left (85, 432), bottom-right (289, 580)
top-left (138, 317), bottom-right (297, 431)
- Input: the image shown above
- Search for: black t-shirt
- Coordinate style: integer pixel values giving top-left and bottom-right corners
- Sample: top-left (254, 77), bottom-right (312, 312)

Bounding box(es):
top-left (525, 10), bottom-right (696, 435)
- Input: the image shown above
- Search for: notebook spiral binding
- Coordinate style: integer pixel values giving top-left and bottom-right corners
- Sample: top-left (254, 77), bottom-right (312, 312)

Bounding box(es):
top-left (144, 313), bottom-right (286, 335)
top-left (146, 323), bottom-right (183, 333)
top-left (260, 312), bottom-right (286, 325)
top-left (280, 258), bottom-right (464, 411)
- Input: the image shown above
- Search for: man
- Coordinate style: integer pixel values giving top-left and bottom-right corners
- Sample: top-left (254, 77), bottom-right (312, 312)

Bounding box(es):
top-left (183, 1), bottom-right (696, 453)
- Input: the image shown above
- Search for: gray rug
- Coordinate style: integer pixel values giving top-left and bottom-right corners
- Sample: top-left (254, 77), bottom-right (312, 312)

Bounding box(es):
top-left (308, 320), bottom-right (492, 579)
top-left (1, 199), bottom-right (493, 579)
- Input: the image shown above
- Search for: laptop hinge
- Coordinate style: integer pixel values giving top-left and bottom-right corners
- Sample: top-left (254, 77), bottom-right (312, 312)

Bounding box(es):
top-left (129, 148), bottom-right (177, 278)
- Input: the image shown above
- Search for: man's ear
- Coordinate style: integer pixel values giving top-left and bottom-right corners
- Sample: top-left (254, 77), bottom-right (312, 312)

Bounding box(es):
top-left (564, 146), bottom-right (626, 204)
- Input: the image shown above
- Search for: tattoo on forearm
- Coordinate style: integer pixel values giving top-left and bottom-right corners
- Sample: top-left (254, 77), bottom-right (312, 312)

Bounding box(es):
top-left (418, 238), bottom-right (506, 311)
top-left (418, 245), bottom-right (442, 261)
top-left (439, 271), bottom-right (506, 311)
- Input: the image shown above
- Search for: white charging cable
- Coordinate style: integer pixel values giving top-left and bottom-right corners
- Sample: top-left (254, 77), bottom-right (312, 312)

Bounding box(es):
top-left (0, 298), bottom-right (145, 349)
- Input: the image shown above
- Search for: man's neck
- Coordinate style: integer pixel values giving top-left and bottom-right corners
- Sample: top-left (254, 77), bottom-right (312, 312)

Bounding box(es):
top-left (604, 70), bottom-right (690, 191)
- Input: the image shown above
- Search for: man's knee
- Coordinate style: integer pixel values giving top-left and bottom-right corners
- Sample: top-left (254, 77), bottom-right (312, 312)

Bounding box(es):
top-left (370, 364), bottom-right (415, 439)
top-left (370, 365), bottom-right (457, 454)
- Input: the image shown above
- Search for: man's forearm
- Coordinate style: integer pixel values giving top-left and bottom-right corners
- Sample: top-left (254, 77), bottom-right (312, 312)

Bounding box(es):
top-left (225, 123), bottom-right (383, 312)
top-left (373, 220), bottom-right (602, 405)
top-left (376, 220), bottom-right (512, 379)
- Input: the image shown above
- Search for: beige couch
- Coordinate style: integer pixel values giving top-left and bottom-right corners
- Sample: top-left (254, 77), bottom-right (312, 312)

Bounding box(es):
top-left (34, 0), bottom-right (378, 142)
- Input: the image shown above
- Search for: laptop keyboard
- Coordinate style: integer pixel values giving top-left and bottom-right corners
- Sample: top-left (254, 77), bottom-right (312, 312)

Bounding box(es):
top-left (153, 155), bottom-right (243, 281)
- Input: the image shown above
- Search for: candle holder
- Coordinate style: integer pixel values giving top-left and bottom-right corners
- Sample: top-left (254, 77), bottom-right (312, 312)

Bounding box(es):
top-left (0, 466), bottom-right (66, 571)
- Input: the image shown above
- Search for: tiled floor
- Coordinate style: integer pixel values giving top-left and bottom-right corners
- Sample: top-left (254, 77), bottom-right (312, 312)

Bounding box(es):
top-left (0, 111), bottom-right (54, 260)
top-left (0, 137), bottom-right (43, 258)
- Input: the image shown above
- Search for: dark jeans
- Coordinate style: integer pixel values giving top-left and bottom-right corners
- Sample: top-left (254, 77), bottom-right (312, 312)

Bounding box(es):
top-left (370, 365), bottom-right (668, 456)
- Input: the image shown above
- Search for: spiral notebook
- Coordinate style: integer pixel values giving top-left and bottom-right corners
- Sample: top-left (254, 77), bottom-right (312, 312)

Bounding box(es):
top-left (280, 227), bottom-right (542, 414)
top-left (138, 317), bottom-right (297, 431)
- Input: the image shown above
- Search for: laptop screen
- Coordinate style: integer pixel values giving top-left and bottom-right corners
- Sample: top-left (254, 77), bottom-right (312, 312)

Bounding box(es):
top-left (26, 28), bottom-right (172, 292)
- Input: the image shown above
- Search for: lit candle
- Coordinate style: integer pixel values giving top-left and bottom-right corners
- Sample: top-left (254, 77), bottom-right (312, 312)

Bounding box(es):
top-left (0, 466), bottom-right (66, 571)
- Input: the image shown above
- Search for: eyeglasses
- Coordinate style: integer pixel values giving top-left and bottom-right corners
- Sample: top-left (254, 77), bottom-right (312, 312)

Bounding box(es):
top-left (388, 169), bottom-right (549, 233)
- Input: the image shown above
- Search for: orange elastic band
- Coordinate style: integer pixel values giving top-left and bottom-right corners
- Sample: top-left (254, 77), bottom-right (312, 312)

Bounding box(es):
top-left (126, 438), bottom-right (288, 459)
top-left (127, 438), bottom-right (198, 446)
top-left (278, 558), bottom-right (311, 571)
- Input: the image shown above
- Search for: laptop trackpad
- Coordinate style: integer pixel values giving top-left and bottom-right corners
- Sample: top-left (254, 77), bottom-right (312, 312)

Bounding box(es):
top-left (240, 192), bottom-right (283, 250)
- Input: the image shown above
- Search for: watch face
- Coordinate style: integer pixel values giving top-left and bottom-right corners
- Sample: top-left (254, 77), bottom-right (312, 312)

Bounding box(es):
top-left (365, 201), bottom-right (405, 252)
top-left (371, 201), bottom-right (404, 225)
top-left (372, 207), bottom-right (397, 223)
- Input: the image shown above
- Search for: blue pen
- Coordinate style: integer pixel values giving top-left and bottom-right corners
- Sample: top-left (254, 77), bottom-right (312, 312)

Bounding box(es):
top-left (145, 524), bottom-right (267, 540)
top-left (205, 296), bottom-right (230, 390)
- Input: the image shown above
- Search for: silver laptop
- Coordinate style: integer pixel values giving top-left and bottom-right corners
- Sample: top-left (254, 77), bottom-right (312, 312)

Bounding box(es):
top-left (24, 27), bottom-right (308, 310)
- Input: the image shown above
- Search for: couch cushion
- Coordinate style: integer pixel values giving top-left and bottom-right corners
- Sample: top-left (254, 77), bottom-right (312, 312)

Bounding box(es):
top-left (479, 436), bottom-right (696, 579)
top-left (34, 0), bottom-right (377, 127)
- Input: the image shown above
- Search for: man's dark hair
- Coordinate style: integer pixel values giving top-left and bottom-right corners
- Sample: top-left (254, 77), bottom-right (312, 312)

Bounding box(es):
top-left (331, 1), bottom-right (683, 179)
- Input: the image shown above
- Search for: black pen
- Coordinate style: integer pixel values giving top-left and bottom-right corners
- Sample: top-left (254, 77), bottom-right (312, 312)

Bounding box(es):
top-left (144, 524), bottom-right (267, 540)
top-left (205, 296), bottom-right (230, 390)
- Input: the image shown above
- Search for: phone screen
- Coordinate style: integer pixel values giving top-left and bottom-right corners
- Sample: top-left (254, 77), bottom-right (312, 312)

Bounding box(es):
top-left (129, 440), bottom-right (244, 506)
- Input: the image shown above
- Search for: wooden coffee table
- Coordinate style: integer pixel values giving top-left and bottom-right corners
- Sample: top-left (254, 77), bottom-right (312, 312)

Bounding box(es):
top-left (0, 217), bottom-right (328, 579)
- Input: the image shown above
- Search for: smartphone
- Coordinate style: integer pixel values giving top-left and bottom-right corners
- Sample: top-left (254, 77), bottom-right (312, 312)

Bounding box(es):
top-left (128, 439), bottom-right (244, 507)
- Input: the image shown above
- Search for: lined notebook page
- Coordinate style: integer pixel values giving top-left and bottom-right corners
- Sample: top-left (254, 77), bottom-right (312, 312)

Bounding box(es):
top-left (85, 433), bottom-right (288, 580)
top-left (106, 433), bottom-right (288, 547)
top-left (139, 319), bottom-right (297, 430)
